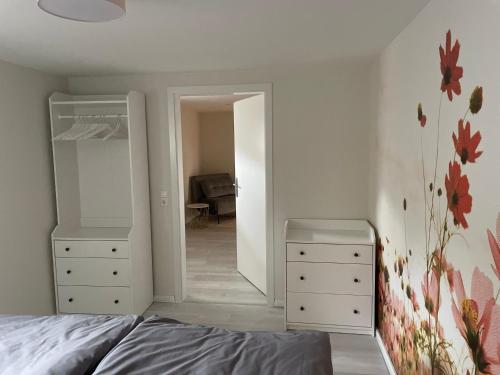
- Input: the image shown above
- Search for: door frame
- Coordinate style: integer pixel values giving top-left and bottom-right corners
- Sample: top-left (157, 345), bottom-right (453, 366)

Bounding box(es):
top-left (166, 84), bottom-right (274, 306)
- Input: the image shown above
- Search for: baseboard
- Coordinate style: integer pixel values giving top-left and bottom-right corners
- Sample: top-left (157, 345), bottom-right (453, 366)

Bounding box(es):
top-left (274, 299), bottom-right (284, 307)
top-left (376, 329), bottom-right (397, 375)
top-left (287, 322), bottom-right (373, 335)
top-left (153, 295), bottom-right (175, 303)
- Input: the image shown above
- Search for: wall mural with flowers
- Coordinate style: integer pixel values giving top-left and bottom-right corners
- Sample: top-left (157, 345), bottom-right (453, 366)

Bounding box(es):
top-left (372, 21), bottom-right (500, 375)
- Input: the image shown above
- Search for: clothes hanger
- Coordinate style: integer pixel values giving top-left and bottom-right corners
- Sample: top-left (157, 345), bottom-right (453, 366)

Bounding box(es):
top-left (102, 117), bottom-right (122, 140)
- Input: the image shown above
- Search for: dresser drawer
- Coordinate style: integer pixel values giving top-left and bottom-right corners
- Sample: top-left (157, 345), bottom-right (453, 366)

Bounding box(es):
top-left (287, 292), bottom-right (372, 327)
top-left (57, 286), bottom-right (131, 314)
top-left (56, 258), bottom-right (130, 287)
top-left (287, 262), bottom-right (372, 295)
top-left (54, 240), bottom-right (129, 259)
top-left (287, 243), bottom-right (372, 264)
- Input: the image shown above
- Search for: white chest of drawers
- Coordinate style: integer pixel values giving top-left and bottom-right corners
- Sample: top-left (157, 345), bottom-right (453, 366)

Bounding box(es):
top-left (284, 219), bottom-right (375, 336)
top-left (51, 226), bottom-right (152, 315)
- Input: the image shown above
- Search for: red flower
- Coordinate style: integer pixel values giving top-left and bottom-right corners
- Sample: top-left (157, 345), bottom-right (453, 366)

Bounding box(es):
top-left (421, 270), bottom-right (440, 318)
top-left (445, 161), bottom-right (472, 228)
top-left (451, 268), bottom-right (500, 374)
top-left (418, 103), bottom-right (427, 127)
top-left (487, 214), bottom-right (500, 280)
top-left (453, 119), bottom-right (483, 164)
top-left (439, 30), bottom-right (463, 101)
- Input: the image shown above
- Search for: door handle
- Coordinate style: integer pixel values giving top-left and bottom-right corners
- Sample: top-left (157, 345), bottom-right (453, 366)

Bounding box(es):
top-left (233, 178), bottom-right (241, 197)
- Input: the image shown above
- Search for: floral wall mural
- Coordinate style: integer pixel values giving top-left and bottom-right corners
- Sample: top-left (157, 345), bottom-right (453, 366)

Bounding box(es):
top-left (369, 1), bottom-right (500, 374)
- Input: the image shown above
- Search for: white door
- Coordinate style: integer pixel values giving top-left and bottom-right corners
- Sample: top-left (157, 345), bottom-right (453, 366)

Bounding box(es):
top-left (233, 94), bottom-right (267, 294)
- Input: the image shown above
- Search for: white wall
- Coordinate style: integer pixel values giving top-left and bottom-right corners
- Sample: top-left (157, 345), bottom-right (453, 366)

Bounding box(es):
top-left (199, 111), bottom-right (235, 179)
top-left (180, 105), bottom-right (201, 206)
top-left (369, 0), bottom-right (500, 373)
top-left (0, 60), bottom-right (66, 314)
top-left (68, 59), bottom-right (372, 301)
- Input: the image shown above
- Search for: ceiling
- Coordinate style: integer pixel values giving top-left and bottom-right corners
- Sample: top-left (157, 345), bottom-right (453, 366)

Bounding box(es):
top-left (181, 94), bottom-right (254, 112)
top-left (0, 0), bottom-right (430, 76)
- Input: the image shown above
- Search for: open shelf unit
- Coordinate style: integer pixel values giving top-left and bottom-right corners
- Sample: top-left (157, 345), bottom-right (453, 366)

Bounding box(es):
top-left (49, 92), bottom-right (153, 315)
top-left (51, 94), bottom-right (129, 142)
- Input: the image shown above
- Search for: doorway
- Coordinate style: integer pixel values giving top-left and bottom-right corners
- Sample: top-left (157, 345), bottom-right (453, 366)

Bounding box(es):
top-left (167, 84), bottom-right (274, 306)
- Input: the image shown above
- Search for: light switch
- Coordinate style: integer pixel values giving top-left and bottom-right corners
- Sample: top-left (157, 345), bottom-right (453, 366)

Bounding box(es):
top-left (160, 191), bottom-right (168, 206)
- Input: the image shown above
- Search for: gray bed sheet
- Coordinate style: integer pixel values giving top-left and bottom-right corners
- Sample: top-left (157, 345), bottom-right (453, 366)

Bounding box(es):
top-left (93, 316), bottom-right (333, 375)
top-left (0, 314), bottom-right (142, 375)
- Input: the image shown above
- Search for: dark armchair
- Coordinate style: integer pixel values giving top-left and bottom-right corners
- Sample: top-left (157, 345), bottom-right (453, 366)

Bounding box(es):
top-left (189, 173), bottom-right (236, 223)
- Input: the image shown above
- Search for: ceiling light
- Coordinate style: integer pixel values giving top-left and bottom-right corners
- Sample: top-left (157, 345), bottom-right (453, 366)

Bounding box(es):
top-left (38, 0), bottom-right (126, 22)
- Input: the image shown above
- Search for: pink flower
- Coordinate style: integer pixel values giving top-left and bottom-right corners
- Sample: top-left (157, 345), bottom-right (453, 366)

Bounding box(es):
top-left (440, 254), bottom-right (456, 291)
top-left (411, 288), bottom-right (420, 312)
top-left (488, 230), bottom-right (500, 280)
top-left (451, 268), bottom-right (500, 374)
top-left (431, 249), bottom-right (453, 279)
top-left (487, 213), bottom-right (500, 280)
top-left (497, 213), bottom-right (500, 244)
top-left (421, 271), bottom-right (440, 318)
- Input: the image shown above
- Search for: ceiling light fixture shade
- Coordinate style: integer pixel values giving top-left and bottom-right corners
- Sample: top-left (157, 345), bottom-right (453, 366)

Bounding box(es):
top-left (37, 0), bottom-right (126, 22)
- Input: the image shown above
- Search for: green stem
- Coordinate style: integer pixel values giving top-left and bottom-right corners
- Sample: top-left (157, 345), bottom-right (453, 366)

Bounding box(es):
top-left (463, 108), bottom-right (470, 122)
top-left (429, 93), bottom-right (445, 375)
top-left (427, 93), bottom-right (444, 255)
top-left (421, 131), bottom-right (429, 258)
top-left (434, 93), bottom-right (444, 188)
top-left (404, 206), bottom-right (411, 285)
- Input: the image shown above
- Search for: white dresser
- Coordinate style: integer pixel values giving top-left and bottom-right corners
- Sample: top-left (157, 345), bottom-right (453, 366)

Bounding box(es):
top-left (49, 92), bottom-right (153, 315)
top-left (285, 219), bottom-right (375, 336)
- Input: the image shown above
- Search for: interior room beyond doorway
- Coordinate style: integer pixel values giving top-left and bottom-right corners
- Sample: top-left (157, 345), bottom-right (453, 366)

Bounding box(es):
top-left (180, 94), bottom-right (267, 305)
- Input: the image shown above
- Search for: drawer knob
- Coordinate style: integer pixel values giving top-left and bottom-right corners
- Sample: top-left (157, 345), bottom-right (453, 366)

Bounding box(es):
top-left (354, 278), bottom-right (359, 283)
top-left (354, 252), bottom-right (360, 257)
top-left (114, 299), bottom-right (120, 304)
top-left (68, 298), bottom-right (73, 303)
top-left (66, 270), bottom-right (71, 274)
top-left (113, 271), bottom-right (118, 275)
top-left (353, 309), bottom-right (359, 314)
top-left (65, 247), bottom-right (70, 252)
top-left (299, 275), bottom-right (305, 281)
top-left (299, 251), bottom-right (305, 256)
top-left (112, 248), bottom-right (117, 252)
top-left (300, 306), bottom-right (305, 311)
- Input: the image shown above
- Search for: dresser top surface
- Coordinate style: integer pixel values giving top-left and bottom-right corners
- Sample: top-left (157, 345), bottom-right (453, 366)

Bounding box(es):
top-left (52, 225), bottom-right (131, 240)
top-left (285, 219), bottom-right (375, 245)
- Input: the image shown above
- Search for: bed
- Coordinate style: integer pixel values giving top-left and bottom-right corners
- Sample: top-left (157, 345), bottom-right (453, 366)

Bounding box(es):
top-left (0, 314), bottom-right (142, 375)
top-left (0, 314), bottom-right (333, 375)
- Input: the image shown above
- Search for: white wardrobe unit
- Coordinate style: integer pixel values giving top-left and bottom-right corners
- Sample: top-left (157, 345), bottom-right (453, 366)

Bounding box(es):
top-left (49, 91), bottom-right (153, 315)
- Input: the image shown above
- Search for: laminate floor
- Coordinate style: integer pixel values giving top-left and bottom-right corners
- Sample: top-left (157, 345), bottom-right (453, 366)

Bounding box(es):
top-left (145, 301), bottom-right (283, 331)
top-left (144, 302), bottom-right (389, 375)
top-left (173, 216), bottom-right (389, 373)
top-left (185, 216), bottom-right (267, 305)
